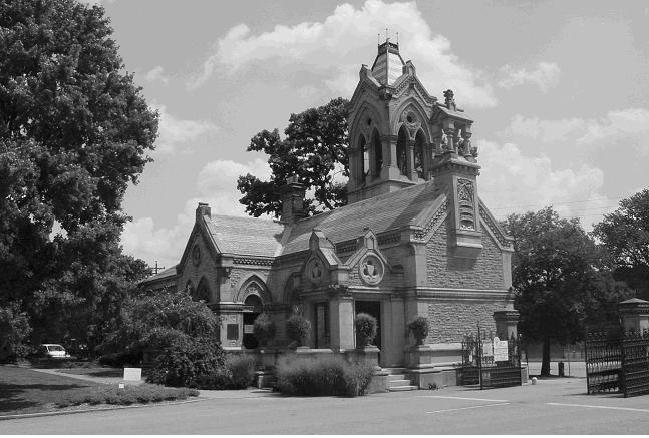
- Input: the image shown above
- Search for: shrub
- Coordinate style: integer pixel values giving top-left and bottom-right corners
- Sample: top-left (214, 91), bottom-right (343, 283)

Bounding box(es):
top-left (286, 314), bottom-right (311, 347)
top-left (55, 384), bottom-right (199, 407)
top-left (354, 313), bottom-right (377, 347)
top-left (98, 351), bottom-right (142, 368)
top-left (276, 355), bottom-right (374, 397)
top-left (0, 303), bottom-right (32, 363)
top-left (226, 354), bottom-right (256, 389)
top-left (408, 317), bottom-right (429, 345)
top-left (253, 313), bottom-right (276, 347)
top-left (146, 337), bottom-right (225, 388)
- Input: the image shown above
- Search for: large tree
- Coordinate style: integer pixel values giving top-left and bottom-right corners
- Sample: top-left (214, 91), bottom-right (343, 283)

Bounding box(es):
top-left (0, 0), bottom-right (157, 352)
top-left (593, 189), bottom-right (649, 300)
top-left (506, 207), bottom-right (630, 376)
top-left (237, 97), bottom-right (349, 218)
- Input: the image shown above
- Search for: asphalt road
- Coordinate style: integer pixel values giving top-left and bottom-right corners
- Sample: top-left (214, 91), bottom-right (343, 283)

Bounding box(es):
top-left (3, 377), bottom-right (649, 434)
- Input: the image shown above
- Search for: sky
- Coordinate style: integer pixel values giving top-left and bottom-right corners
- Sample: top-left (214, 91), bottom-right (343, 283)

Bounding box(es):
top-left (86, 0), bottom-right (649, 270)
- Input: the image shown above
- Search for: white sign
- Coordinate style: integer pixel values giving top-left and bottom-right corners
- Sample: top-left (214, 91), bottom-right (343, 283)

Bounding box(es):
top-left (244, 324), bottom-right (254, 334)
top-left (482, 341), bottom-right (493, 358)
top-left (493, 337), bottom-right (509, 361)
top-left (123, 367), bottom-right (142, 381)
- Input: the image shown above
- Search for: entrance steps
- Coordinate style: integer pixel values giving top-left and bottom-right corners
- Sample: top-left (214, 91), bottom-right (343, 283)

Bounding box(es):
top-left (384, 368), bottom-right (418, 392)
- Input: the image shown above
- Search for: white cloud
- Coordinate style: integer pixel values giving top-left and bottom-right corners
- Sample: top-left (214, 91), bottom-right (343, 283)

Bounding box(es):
top-left (498, 62), bottom-right (561, 92)
top-left (154, 103), bottom-right (220, 154)
top-left (477, 140), bottom-right (607, 229)
top-left (502, 109), bottom-right (649, 154)
top-left (188, 0), bottom-right (496, 107)
top-left (121, 158), bottom-right (272, 267)
top-left (145, 65), bottom-right (170, 84)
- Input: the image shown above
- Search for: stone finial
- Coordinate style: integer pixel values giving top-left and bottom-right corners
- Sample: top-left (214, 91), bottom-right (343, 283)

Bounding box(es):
top-left (443, 89), bottom-right (456, 111)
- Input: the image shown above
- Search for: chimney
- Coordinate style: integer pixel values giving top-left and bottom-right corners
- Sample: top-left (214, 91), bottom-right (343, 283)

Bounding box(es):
top-left (196, 202), bottom-right (211, 222)
top-left (279, 175), bottom-right (306, 225)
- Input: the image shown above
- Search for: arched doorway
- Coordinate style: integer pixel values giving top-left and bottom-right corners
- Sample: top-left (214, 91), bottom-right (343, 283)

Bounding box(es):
top-left (243, 294), bottom-right (263, 349)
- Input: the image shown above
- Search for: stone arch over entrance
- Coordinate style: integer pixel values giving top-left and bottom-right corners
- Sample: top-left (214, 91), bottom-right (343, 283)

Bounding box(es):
top-left (193, 277), bottom-right (211, 303)
top-left (237, 274), bottom-right (270, 349)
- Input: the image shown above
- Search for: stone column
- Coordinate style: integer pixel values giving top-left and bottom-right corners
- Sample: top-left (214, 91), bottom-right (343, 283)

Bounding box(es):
top-left (380, 134), bottom-right (401, 180)
top-left (619, 298), bottom-right (649, 334)
top-left (329, 294), bottom-right (355, 352)
top-left (407, 138), bottom-right (417, 181)
top-left (493, 309), bottom-right (520, 339)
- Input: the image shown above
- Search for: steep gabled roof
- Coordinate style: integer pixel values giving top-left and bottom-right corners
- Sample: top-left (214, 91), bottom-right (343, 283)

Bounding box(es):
top-left (204, 214), bottom-right (284, 258)
top-left (281, 181), bottom-right (443, 255)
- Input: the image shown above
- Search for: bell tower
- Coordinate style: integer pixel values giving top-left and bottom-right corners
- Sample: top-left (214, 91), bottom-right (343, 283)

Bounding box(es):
top-left (347, 37), bottom-right (437, 203)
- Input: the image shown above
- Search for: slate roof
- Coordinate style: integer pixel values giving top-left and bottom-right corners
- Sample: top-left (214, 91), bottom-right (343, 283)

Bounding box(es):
top-left (138, 266), bottom-right (177, 285)
top-left (281, 180), bottom-right (443, 255)
top-left (204, 214), bottom-right (285, 258)
top-left (200, 181), bottom-right (444, 260)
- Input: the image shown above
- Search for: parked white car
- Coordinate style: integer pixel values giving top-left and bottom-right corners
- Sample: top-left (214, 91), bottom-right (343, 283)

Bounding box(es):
top-left (40, 344), bottom-right (70, 358)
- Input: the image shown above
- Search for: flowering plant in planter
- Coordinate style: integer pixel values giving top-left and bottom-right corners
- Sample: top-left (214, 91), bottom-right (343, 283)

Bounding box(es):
top-left (286, 314), bottom-right (312, 347)
top-left (253, 313), bottom-right (276, 347)
top-left (407, 317), bottom-right (429, 345)
top-left (354, 313), bottom-right (377, 347)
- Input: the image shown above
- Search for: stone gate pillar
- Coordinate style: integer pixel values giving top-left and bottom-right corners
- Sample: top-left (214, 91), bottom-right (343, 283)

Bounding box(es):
top-left (493, 309), bottom-right (520, 339)
top-left (619, 298), bottom-right (649, 334)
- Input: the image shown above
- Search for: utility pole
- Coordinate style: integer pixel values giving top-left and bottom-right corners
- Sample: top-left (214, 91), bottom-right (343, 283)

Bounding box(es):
top-left (151, 260), bottom-right (165, 275)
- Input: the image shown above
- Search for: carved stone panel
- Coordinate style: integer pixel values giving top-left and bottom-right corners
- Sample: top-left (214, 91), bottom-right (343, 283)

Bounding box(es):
top-left (359, 254), bottom-right (384, 286)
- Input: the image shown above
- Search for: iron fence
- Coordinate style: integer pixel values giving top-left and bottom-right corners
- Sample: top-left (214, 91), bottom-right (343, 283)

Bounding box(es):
top-left (585, 329), bottom-right (649, 398)
top-left (460, 326), bottom-right (523, 389)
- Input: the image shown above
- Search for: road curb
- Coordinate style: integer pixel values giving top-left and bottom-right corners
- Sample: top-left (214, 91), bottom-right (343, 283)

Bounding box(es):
top-left (0, 397), bottom-right (208, 421)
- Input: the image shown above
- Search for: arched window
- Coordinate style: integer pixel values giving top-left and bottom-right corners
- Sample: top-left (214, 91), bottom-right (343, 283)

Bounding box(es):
top-left (396, 126), bottom-right (408, 176)
top-left (372, 130), bottom-right (382, 178)
top-left (244, 294), bottom-right (262, 307)
top-left (414, 130), bottom-right (425, 179)
top-left (359, 135), bottom-right (369, 180)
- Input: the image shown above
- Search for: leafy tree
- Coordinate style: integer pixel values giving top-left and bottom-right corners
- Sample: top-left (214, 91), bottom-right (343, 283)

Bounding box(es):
top-left (0, 302), bottom-right (32, 362)
top-left (237, 97), bottom-right (349, 218)
top-left (0, 0), bottom-right (157, 350)
top-left (593, 189), bottom-right (649, 300)
top-left (99, 288), bottom-right (221, 359)
top-left (506, 207), bottom-right (631, 376)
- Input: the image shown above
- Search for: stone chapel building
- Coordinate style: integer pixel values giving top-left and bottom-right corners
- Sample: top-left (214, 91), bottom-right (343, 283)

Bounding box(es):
top-left (141, 39), bottom-right (518, 370)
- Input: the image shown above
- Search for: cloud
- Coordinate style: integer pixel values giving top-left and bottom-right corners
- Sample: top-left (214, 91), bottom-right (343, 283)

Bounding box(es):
top-left (502, 109), bottom-right (649, 154)
top-left (477, 140), bottom-right (608, 229)
top-left (144, 66), bottom-right (170, 84)
top-left (154, 103), bottom-right (220, 154)
top-left (121, 158), bottom-right (272, 267)
top-left (498, 62), bottom-right (561, 92)
top-left (188, 0), bottom-right (496, 107)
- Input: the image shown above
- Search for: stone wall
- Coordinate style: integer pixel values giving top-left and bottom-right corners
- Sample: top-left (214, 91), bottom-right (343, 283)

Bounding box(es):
top-left (426, 300), bottom-right (501, 343)
top-left (426, 220), bottom-right (504, 290)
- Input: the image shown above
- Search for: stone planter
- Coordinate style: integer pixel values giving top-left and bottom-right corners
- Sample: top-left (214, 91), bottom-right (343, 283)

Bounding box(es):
top-left (356, 345), bottom-right (381, 370)
top-left (406, 344), bottom-right (434, 369)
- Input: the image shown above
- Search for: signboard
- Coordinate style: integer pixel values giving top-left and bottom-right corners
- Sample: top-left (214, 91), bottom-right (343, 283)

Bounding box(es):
top-left (493, 337), bottom-right (509, 361)
top-left (227, 324), bottom-right (239, 340)
top-left (123, 367), bottom-right (141, 381)
top-left (244, 324), bottom-right (255, 334)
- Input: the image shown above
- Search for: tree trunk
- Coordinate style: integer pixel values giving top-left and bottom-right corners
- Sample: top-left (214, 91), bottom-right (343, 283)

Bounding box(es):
top-left (541, 338), bottom-right (551, 376)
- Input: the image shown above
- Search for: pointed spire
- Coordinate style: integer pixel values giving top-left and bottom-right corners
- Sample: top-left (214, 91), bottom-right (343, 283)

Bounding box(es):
top-left (370, 29), bottom-right (404, 86)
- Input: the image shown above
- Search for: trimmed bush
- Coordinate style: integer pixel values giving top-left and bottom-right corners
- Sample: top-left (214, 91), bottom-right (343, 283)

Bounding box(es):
top-left (354, 313), bottom-right (377, 347)
top-left (253, 313), bottom-right (276, 347)
top-left (286, 314), bottom-right (312, 347)
top-left (226, 354), bottom-right (256, 389)
top-left (146, 337), bottom-right (225, 388)
top-left (55, 384), bottom-right (199, 407)
top-left (276, 355), bottom-right (374, 397)
top-left (408, 316), bottom-right (429, 345)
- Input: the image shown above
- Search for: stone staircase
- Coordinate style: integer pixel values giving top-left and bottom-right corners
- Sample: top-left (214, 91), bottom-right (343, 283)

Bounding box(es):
top-left (385, 368), bottom-right (418, 392)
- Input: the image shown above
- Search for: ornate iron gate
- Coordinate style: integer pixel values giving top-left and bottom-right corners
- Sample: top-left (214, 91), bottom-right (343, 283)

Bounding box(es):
top-left (585, 329), bottom-right (649, 397)
top-left (460, 327), bottom-right (523, 389)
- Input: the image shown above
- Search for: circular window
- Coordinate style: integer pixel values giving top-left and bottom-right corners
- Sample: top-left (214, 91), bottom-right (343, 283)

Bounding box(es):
top-left (359, 254), bottom-right (384, 286)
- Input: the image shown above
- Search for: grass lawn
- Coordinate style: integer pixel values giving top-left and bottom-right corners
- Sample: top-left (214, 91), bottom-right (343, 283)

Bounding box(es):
top-left (0, 366), bottom-right (106, 416)
top-left (0, 365), bottom-right (199, 417)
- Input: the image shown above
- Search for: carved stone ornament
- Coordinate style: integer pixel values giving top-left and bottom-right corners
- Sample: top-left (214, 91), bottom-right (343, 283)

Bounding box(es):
top-left (307, 258), bottom-right (324, 285)
top-left (192, 245), bottom-right (201, 266)
top-left (457, 179), bottom-right (475, 231)
top-left (359, 254), bottom-right (384, 286)
top-left (401, 108), bottom-right (422, 138)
